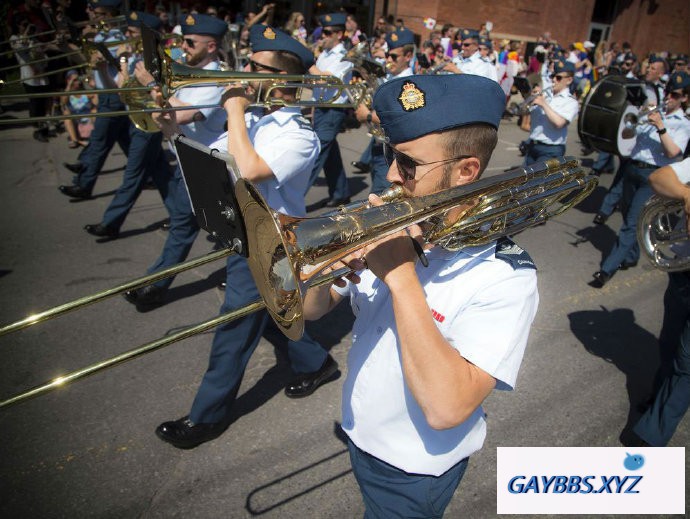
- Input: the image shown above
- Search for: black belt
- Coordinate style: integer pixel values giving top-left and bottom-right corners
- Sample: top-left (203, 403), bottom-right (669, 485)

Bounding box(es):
top-left (630, 160), bottom-right (657, 169)
top-left (533, 141), bottom-right (563, 147)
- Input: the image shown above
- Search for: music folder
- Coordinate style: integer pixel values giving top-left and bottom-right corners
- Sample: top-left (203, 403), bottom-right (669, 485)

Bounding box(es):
top-left (173, 134), bottom-right (249, 257)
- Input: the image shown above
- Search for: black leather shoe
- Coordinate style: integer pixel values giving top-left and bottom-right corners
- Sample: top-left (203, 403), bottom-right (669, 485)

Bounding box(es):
top-left (285, 354), bottom-right (339, 399)
top-left (84, 223), bottom-right (119, 239)
top-left (324, 197), bottom-right (351, 208)
top-left (63, 162), bottom-right (86, 175)
top-left (589, 271), bottom-right (611, 288)
top-left (58, 185), bottom-right (92, 199)
top-left (123, 285), bottom-right (166, 311)
top-left (155, 416), bottom-right (228, 449)
top-left (350, 161), bottom-right (370, 173)
top-left (593, 213), bottom-right (608, 225)
top-left (619, 260), bottom-right (637, 270)
top-left (218, 281), bottom-right (226, 290)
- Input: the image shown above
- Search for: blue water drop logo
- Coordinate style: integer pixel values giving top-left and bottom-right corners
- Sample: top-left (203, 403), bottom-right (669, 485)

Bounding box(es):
top-left (624, 452), bottom-right (645, 471)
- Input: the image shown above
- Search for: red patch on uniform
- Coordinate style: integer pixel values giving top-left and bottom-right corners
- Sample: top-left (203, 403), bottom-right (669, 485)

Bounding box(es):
top-left (431, 309), bottom-right (445, 323)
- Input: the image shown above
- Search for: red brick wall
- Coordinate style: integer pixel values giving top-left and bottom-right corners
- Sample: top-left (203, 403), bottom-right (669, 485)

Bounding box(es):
top-left (379, 0), bottom-right (689, 56)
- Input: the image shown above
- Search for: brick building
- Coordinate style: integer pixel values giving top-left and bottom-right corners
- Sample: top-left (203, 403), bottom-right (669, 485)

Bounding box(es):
top-left (378, 0), bottom-right (689, 58)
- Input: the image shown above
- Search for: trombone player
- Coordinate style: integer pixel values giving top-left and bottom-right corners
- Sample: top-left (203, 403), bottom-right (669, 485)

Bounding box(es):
top-left (58, 0), bottom-right (131, 199)
top-left (123, 13), bottom-right (229, 308)
top-left (150, 24), bottom-right (335, 449)
top-left (303, 74), bottom-right (539, 516)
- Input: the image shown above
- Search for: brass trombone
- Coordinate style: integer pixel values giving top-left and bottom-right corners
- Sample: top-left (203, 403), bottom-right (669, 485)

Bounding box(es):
top-left (0, 156), bottom-right (597, 408)
top-left (0, 15), bottom-right (128, 50)
top-left (0, 48), bottom-right (367, 131)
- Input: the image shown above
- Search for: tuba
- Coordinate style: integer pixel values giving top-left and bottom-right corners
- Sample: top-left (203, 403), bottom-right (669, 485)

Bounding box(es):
top-left (637, 194), bottom-right (690, 272)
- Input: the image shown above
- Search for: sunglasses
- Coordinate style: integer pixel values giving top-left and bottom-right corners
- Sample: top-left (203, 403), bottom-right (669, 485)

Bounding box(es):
top-left (386, 52), bottom-right (400, 60)
top-left (321, 29), bottom-right (334, 36)
top-left (249, 59), bottom-right (284, 73)
top-left (623, 61), bottom-right (634, 66)
top-left (183, 38), bottom-right (202, 48)
top-left (552, 74), bottom-right (568, 81)
top-left (461, 42), bottom-right (474, 47)
top-left (383, 144), bottom-right (470, 182)
top-left (666, 91), bottom-right (684, 100)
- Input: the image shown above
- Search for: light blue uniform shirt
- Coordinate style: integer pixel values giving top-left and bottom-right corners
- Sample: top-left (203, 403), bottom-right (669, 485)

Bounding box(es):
top-left (528, 88), bottom-right (579, 145)
top-left (210, 106), bottom-right (320, 217)
top-left (176, 60), bottom-right (226, 146)
top-left (314, 43), bottom-right (353, 104)
top-left (93, 28), bottom-right (125, 90)
top-left (452, 51), bottom-right (498, 82)
top-left (631, 109), bottom-right (690, 167)
top-left (333, 243), bottom-right (539, 476)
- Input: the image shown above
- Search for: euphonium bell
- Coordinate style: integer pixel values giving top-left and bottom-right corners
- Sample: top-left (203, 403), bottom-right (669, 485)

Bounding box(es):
top-left (637, 194), bottom-right (690, 272)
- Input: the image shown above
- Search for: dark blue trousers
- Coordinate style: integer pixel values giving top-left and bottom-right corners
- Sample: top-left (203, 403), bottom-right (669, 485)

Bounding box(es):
top-left (347, 438), bottom-right (469, 519)
top-left (307, 108), bottom-right (349, 200)
top-left (598, 163), bottom-right (625, 217)
top-left (189, 255), bottom-right (328, 424)
top-left (634, 272), bottom-right (690, 446)
top-left (76, 93), bottom-right (131, 193)
top-left (101, 127), bottom-right (171, 230)
top-left (600, 162), bottom-right (654, 275)
top-left (146, 164), bottom-right (199, 290)
top-left (523, 142), bottom-right (566, 166)
top-left (369, 141), bottom-right (391, 195)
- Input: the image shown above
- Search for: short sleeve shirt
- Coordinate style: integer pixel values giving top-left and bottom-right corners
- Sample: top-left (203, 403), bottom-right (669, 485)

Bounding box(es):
top-left (453, 51), bottom-right (498, 82)
top-left (529, 89), bottom-right (579, 145)
top-left (176, 61), bottom-right (227, 146)
top-left (631, 110), bottom-right (690, 167)
top-left (333, 242), bottom-right (539, 475)
top-left (671, 156), bottom-right (690, 183)
top-left (314, 43), bottom-right (353, 104)
top-left (210, 107), bottom-right (320, 216)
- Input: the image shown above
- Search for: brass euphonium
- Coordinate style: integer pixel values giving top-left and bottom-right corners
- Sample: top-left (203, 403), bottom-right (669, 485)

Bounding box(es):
top-left (637, 194), bottom-right (690, 272)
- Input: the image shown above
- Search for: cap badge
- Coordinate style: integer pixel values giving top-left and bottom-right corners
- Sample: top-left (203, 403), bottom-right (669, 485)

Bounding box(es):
top-left (325, 15), bottom-right (332, 22)
top-left (130, 12), bottom-right (138, 20)
top-left (677, 75), bottom-right (683, 84)
top-left (263, 27), bottom-right (276, 40)
top-left (186, 15), bottom-right (195, 25)
top-left (391, 33), bottom-right (398, 42)
top-left (398, 81), bottom-right (425, 111)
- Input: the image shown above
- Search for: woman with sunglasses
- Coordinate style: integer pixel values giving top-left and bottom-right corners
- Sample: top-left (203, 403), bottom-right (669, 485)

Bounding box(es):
top-left (522, 59), bottom-right (578, 166)
top-left (591, 71), bottom-right (690, 288)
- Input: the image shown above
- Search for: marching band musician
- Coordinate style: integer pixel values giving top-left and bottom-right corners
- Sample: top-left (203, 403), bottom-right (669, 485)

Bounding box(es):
top-left (523, 60), bottom-right (579, 166)
top-left (591, 71), bottom-right (690, 288)
top-left (353, 26), bottom-right (415, 195)
top-left (627, 155), bottom-right (690, 447)
top-left (302, 74), bottom-right (539, 516)
top-left (153, 25), bottom-right (335, 449)
top-left (58, 0), bottom-right (131, 199)
top-left (443, 28), bottom-right (498, 82)
top-left (123, 13), bottom-right (228, 309)
top-left (304, 12), bottom-right (354, 207)
top-left (83, 11), bottom-right (174, 241)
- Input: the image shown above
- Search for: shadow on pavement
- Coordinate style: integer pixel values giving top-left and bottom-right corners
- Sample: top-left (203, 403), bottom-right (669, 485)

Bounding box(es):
top-left (568, 306), bottom-right (659, 442)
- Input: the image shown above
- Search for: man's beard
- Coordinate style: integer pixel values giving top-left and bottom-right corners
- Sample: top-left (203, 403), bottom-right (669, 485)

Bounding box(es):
top-left (186, 47), bottom-right (208, 67)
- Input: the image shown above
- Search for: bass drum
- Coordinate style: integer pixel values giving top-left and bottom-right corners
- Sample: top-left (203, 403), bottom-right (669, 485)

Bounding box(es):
top-left (578, 75), bottom-right (646, 157)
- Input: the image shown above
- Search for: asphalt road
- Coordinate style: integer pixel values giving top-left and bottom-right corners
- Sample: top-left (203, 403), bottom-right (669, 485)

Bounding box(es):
top-left (0, 102), bottom-right (686, 518)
